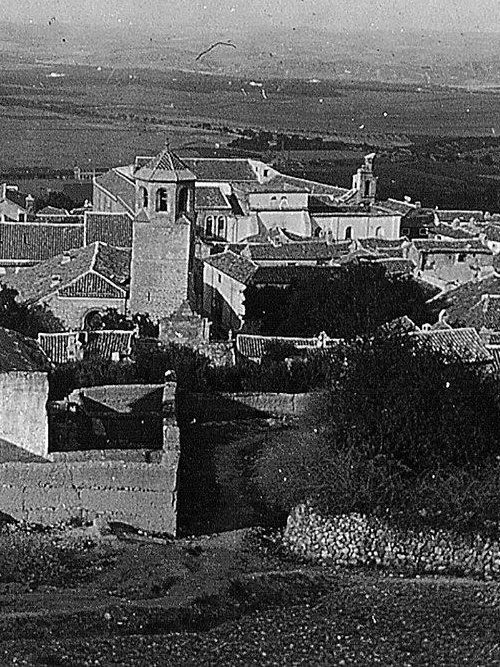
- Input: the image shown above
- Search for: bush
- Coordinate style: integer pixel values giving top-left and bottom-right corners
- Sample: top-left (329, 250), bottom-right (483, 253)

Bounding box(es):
top-left (255, 335), bottom-right (500, 532)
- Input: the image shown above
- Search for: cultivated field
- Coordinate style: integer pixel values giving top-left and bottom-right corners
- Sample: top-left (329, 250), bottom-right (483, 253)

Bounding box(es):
top-left (3, 62), bottom-right (500, 171)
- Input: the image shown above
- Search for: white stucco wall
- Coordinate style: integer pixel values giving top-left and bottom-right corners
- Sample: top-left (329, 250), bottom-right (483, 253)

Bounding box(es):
top-left (0, 371), bottom-right (49, 457)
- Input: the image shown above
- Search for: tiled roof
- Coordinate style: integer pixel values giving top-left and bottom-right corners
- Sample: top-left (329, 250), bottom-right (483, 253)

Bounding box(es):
top-left (430, 224), bottom-right (477, 240)
top-left (242, 241), bottom-right (338, 262)
top-left (0, 222), bottom-right (84, 262)
top-left (38, 330), bottom-right (135, 364)
top-left (183, 158), bottom-right (259, 182)
top-left (134, 146), bottom-right (195, 182)
top-left (484, 225), bottom-right (500, 243)
top-left (412, 239), bottom-right (490, 253)
top-left (0, 326), bottom-right (51, 372)
top-left (2, 242), bottom-right (130, 303)
top-left (371, 258), bottom-right (416, 274)
top-left (377, 199), bottom-right (416, 215)
top-left (429, 274), bottom-right (500, 326)
top-left (251, 265), bottom-right (339, 285)
top-left (94, 168), bottom-right (135, 213)
top-left (411, 328), bottom-right (493, 364)
top-left (84, 212), bottom-right (133, 248)
top-left (204, 250), bottom-right (258, 284)
top-left (36, 206), bottom-right (69, 216)
top-left (236, 333), bottom-right (341, 359)
top-left (436, 210), bottom-right (484, 223)
top-left (266, 174), bottom-right (348, 196)
top-left (195, 186), bottom-right (231, 209)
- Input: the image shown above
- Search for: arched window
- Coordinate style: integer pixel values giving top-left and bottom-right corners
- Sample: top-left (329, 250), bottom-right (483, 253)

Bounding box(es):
top-left (375, 226), bottom-right (384, 237)
top-left (364, 180), bottom-right (371, 197)
top-left (217, 216), bottom-right (225, 237)
top-left (156, 188), bottom-right (168, 212)
top-left (84, 310), bottom-right (102, 331)
top-left (344, 226), bottom-right (352, 240)
top-left (206, 216), bottom-right (213, 236)
top-left (178, 187), bottom-right (189, 214)
top-left (279, 196), bottom-right (288, 210)
top-left (141, 187), bottom-right (148, 209)
top-left (270, 195), bottom-right (278, 208)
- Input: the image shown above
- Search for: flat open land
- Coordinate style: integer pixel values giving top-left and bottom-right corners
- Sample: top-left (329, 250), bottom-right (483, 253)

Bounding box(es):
top-left (0, 525), bottom-right (499, 666)
top-left (4, 62), bottom-right (500, 171)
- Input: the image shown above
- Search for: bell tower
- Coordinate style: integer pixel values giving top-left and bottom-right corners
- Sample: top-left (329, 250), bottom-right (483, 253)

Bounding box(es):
top-left (129, 145), bottom-right (197, 319)
top-left (352, 153), bottom-right (377, 205)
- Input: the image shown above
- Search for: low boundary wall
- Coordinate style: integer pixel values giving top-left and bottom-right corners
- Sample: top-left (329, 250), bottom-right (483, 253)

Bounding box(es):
top-left (0, 458), bottom-right (177, 534)
top-left (177, 391), bottom-right (325, 423)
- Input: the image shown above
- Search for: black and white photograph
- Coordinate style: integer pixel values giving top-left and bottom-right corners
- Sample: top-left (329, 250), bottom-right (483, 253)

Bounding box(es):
top-left (1, 1), bottom-right (500, 664)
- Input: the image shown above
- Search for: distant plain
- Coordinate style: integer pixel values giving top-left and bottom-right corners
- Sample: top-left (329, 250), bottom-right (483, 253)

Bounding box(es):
top-left (3, 62), bottom-right (500, 171)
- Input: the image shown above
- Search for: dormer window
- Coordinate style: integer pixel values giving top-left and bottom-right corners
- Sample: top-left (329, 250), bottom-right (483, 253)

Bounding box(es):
top-left (156, 188), bottom-right (168, 212)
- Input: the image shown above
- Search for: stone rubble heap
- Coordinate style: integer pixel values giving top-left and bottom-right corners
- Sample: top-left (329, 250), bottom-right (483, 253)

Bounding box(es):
top-left (284, 503), bottom-right (500, 580)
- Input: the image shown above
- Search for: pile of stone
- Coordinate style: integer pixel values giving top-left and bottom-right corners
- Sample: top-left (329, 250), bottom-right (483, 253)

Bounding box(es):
top-left (284, 503), bottom-right (500, 580)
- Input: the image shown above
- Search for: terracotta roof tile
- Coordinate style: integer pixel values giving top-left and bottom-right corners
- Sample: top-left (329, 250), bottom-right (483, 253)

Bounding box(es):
top-left (411, 327), bottom-right (493, 364)
top-left (84, 212), bottom-right (133, 248)
top-left (2, 242), bottom-right (130, 303)
top-left (204, 250), bottom-right (258, 284)
top-left (195, 186), bottom-right (231, 209)
top-left (94, 169), bottom-right (135, 213)
top-left (0, 222), bottom-right (84, 262)
top-left (0, 326), bottom-right (51, 372)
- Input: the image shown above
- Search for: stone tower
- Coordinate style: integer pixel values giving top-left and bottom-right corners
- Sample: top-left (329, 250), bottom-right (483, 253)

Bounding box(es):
top-left (128, 145), bottom-right (196, 319)
top-left (352, 153), bottom-right (377, 205)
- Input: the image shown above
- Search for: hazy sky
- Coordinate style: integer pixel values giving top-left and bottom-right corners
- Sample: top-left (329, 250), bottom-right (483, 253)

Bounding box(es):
top-left (4, 0), bottom-right (500, 33)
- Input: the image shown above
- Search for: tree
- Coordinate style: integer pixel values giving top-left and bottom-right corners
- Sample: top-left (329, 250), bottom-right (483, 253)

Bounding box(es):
top-left (255, 335), bottom-right (500, 519)
top-left (245, 264), bottom-right (433, 338)
top-left (0, 285), bottom-right (63, 338)
top-left (88, 308), bottom-right (158, 338)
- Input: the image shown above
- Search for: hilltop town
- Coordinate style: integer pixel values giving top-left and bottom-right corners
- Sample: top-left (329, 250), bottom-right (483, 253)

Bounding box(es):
top-left (4, 141), bottom-right (500, 663)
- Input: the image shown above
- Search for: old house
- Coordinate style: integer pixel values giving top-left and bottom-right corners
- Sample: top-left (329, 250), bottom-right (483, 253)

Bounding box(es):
top-left (0, 184), bottom-right (34, 222)
top-left (0, 220), bottom-right (84, 274)
top-left (0, 327), bottom-right (51, 459)
top-left (2, 242), bottom-right (130, 329)
top-left (409, 239), bottom-right (493, 288)
top-left (203, 250), bottom-right (339, 334)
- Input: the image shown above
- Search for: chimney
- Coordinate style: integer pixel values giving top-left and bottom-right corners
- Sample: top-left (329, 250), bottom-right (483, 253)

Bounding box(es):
top-left (25, 194), bottom-right (35, 214)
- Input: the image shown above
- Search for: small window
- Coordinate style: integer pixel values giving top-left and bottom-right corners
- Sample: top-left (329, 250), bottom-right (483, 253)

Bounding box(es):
top-left (141, 187), bottom-right (148, 208)
top-left (364, 180), bottom-right (371, 197)
top-left (156, 188), bottom-right (168, 212)
top-left (344, 226), bottom-right (352, 240)
top-left (270, 195), bottom-right (278, 207)
top-left (217, 216), bottom-right (225, 235)
top-left (206, 216), bottom-right (213, 236)
top-left (263, 169), bottom-right (269, 177)
top-left (420, 228), bottom-right (427, 236)
top-left (279, 196), bottom-right (288, 210)
top-left (402, 228), bottom-right (410, 236)
top-left (458, 253), bottom-right (466, 262)
top-left (375, 226), bottom-right (383, 238)
top-left (18, 213), bottom-right (26, 222)
top-left (218, 274), bottom-right (222, 283)
top-left (178, 186), bottom-right (189, 214)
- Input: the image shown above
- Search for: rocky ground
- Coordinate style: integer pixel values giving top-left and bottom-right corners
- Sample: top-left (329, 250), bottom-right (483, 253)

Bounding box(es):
top-left (0, 523), bottom-right (499, 666)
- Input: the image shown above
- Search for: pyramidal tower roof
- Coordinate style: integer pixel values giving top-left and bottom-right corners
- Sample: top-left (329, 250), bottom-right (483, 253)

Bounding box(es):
top-left (134, 144), bottom-right (196, 183)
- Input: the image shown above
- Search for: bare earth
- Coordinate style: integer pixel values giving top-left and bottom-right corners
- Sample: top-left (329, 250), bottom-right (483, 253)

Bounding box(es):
top-left (0, 525), bottom-right (499, 665)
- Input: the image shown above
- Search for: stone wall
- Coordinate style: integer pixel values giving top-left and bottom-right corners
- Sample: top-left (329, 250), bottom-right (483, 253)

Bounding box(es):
top-left (0, 458), bottom-right (177, 534)
top-left (0, 372), bottom-right (48, 458)
top-left (284, 503), bottom-right (500, 580)
top-left (0, 381), bottom-right (180, 534)
top-left (176, 391), bottom-right (324, 423)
